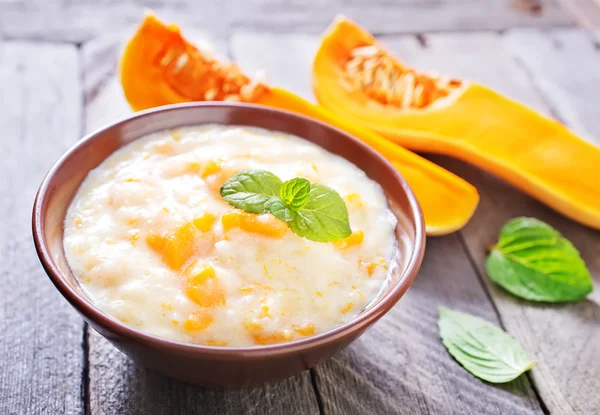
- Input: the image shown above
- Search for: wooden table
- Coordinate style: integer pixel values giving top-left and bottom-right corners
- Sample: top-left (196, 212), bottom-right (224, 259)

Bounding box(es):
top-left (2, 1), bottom-right (600, 413)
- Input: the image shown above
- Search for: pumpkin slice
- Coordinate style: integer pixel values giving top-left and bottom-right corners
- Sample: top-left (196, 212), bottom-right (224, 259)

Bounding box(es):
top-left (119, 12), bottom-right (479, 235)
top-left (313, 17), bottom-right (600, 230)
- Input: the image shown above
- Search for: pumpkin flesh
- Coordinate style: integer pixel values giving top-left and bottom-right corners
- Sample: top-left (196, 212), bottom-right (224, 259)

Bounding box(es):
top-left (312, 17), bottom-right (600, 230)
top-left (120, 13), bottom-right (267, 111)
top-left (260, 87), bottom-right (479, 234)
top-left (119, 13), bottom-right (480, 235)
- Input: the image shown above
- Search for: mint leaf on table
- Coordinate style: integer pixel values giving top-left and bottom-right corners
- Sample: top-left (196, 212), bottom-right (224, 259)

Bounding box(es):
top-left (220, 170), bottom-right (282, 214)
top-left (220, 170), bottom-right (351, 242)
top-left (280, 178), bottom-right (311, 211)
top-left (486, 217), bottom-right (593, 302)
top-left (438, 306), bottom-right (536, 384)
top-left (288, 183), bottom-right (352, 242)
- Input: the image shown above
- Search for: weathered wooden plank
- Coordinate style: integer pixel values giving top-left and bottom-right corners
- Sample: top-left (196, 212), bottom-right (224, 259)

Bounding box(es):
top-left (381, 32), bottom-right (551, 115)
top-left (82, 34), bottom-right (320, 415)
top-left (311, 236), bottom-right (543, 415)
top-left (83, 32), bottom-right (133, 133)
top-left (231, 32), bottom-right (317, 98)
top-left (504, 28), bottom-right (600, 145)
top-left (0, 0), bottom-right (570, 43)
top-left (88, 330), bottom-right (320, 415)
top-left (231, 32), bottom-right (544, 415)
top-left (0, 41), bottom-right (84, 414)
top-left (392, 30), bottom-right (600, 414)
top-left (229, 0), bottom-right (570, 34)
top-left (434, 155), bottom-right (600, 415)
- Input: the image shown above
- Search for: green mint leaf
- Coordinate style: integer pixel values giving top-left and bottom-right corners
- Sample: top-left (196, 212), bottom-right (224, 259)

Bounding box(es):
top-left (288, 183), bottom-right (351, 242)
top-left (280, 178), bottom-right (311, 211)
top-left (220, 170), bottom-right (283, 214)
top-left (220, 170), bottom-right (352, 243)
top-left (268, 197), bottom-right (296, 222)
top-left (438, 306), bottom-right (536, 383)
top-left (486, 217), bottom-right (593, 302)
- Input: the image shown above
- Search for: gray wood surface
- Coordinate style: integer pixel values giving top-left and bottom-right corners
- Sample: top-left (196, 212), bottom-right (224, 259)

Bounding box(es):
top-left (88, 331), bottom-right (319, 415)
top-left (381, 29), bottom-right (600, 414)
top-left (82, 34), bottom-right (320, 415)
top-left (4, 2), bottom-right (600, 414)
top-left (504, 28), bottom-right (600, 145)
top-left (0, 0), bottom-right (571, 43)
top-left (0, 41), bottom-right (84, 415)
top-left (232, 28), bottom-right (600, 414)
top-left (311, 237), bottom-right (543, 415)
top-left (231, 32), bottom-right (544, 415)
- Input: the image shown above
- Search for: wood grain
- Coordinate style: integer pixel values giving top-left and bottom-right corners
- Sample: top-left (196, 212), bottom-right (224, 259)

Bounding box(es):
top-left (0, 2), bottom-right (596, 412)
top-left (504, 28), bottom-right (600, 145)
top-left (0, 41), bottom-right (84, 415)
top-left (311, 236), bottom-right (543, 415)
top-left (88, 331), bottom-right (319, 415)
top-left (231, 32), bottom-right (317, 98)
top-left (389, 30), bottom-right (600, 414)
top-left (0, 0), bottom-right (570, 43)
top-left (231, 32), bottom-right (544, 415)
top-left (82, 34), bottom-right (320, 415)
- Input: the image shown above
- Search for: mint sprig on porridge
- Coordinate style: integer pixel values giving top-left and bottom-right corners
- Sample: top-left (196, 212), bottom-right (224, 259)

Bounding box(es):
top-left (220, 169), bottom-right (352, 242)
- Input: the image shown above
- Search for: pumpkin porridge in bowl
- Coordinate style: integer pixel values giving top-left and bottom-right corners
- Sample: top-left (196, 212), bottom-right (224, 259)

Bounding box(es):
top-left (63, 124), bottom-right (397, 347)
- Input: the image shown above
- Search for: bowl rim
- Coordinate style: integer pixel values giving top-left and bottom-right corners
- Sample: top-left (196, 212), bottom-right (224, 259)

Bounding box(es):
top-left (32, 102), bottom-right (425, 359)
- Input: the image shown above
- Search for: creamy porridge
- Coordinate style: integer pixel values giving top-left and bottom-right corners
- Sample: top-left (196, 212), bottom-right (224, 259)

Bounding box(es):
top-left (63, 125), bottom-right (397, 346)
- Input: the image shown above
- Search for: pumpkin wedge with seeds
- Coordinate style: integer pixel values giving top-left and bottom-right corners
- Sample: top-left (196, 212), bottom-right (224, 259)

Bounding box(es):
top-left (313, 17), bottom-right (600, 230)
top-left (119, 12), bottom-right (479, 236)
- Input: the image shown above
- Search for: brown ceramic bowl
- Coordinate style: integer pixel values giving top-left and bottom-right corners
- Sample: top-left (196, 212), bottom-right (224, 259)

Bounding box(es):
top-left (32, 103), bottom-right (425, 388)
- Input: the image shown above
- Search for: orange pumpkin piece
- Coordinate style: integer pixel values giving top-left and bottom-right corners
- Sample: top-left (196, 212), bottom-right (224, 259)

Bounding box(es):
top-left (313, 17), bottom-right (600, 230)
top-left (200, 160), bottom-right (221, 178)
top-left (221, 211), bottom-right (287, 238)
top-left (293, 322), bottom-right (316, 337)
top-left (193, 213), bottom-right (216, 232)
top-left (251, 331), bottom-right (293, 345)
top-left (119, 12), bottom-right (479, 236)
top-left (120, 13), bottom-right (266, 109)
top-left (184, 310), bottom-right (214, 332)
top-left (244, 319), bottom-right (294, 345)
top-left (346, 193), bottom-right (362, 207)
top-left (359, 259), bottom-right (379, 277)
top-left (147, 213), bottom-right (217, 269)
top-left (334, 230), bottom-right (364, 249)
top-left (146, 222), bottom-right (196, 270)
top-left (185, 265), bottom-right (226, 308)
top-left (340, 302), bottom-right (354, 314)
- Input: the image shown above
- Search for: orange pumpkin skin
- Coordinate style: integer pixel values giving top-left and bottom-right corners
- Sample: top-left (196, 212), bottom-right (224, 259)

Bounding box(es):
top-left (260, 88), bottom-right (479, 235)
top-left (120, 14), bottom-right (192, 111)
top-left (119, 13), bottom-right (480, 235)
top-left (313, 17), bottom-right (600, 230)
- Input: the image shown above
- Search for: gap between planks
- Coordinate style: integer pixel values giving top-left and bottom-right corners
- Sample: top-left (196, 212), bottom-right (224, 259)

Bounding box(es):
top-left (231, 31), bottom-right (544, 415)
top-left (392, 30), bottom-right (600, 414)
top-left (78, 41), bottom-right (93, 415)
top-left (0, 0), bottom-right (572, 43)
top-left (81, 33), bottom-right (323, 415)
top-left (80, 30), bottom-right (541, 415)
top-left (76, 26), bottom-right (600, 415)
top-left (0, 40), bottom-right (85, 415)
top-left (454, 231), bottom-right (550, 415)
top-left (231, 28), bottom-right (600, 414)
